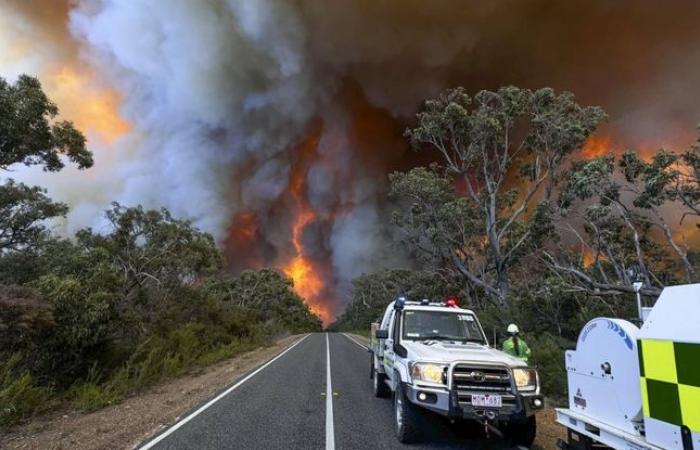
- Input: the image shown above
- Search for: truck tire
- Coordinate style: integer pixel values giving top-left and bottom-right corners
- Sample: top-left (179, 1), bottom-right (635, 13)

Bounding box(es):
top-left (505, 415), bottom-right (537, 447)
top-left (393, 383), bottom-right (422, 444)
top-left (371, 357), bottom-right (390, 398)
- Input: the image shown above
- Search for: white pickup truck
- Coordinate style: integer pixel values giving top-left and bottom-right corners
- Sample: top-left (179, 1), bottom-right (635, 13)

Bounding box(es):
top-left (369, 297), bottom-right (544, 446)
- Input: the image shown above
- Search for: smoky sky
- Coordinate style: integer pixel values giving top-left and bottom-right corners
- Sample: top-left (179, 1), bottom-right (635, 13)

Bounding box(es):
top-left (3, 0), bottom-right (700, 318)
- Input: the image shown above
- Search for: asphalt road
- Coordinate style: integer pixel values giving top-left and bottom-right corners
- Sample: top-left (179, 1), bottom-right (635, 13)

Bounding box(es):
top-left (139, 333), bottom-right (524, 450)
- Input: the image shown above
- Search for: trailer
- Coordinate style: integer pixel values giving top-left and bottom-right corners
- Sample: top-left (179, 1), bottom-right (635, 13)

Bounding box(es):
top-left (557, 284), bottom-right (700, 450)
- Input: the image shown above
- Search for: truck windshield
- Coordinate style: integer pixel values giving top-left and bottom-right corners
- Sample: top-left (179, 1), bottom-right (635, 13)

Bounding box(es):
top-left (402, 310), bottom-right (485, 343)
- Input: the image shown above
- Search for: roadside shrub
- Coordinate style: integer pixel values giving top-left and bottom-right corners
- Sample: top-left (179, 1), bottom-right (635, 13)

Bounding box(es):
top-left (68, 365), bottom-right (118, 412)
top-left (0, 354), bottom-right (51, 428)
top-left (529, 334), bottom-right (570, 403)
top-left (32, 274), bottom-right (116, 385)
top-left (69, 320), bottom-right (274, 409)
top-left (70, 383), bottom-right (117, 412)
top-left (0, 285), bottom-right (53, 366)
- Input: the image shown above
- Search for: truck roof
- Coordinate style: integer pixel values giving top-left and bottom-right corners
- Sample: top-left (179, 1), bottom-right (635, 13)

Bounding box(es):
top-left (388, 300), bottom-right (476, 315)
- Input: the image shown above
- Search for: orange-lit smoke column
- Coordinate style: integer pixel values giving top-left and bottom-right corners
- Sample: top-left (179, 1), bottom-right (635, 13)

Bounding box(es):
top-left (282, 127), bottom-right (334, 325)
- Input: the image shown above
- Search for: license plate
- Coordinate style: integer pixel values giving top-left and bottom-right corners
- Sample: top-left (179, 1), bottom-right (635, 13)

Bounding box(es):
top-left (472, 394), bottom-right (502, 407)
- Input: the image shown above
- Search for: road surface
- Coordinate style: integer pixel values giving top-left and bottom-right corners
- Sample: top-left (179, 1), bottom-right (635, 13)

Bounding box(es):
top-left (139, 333), bottom-right (525, 450)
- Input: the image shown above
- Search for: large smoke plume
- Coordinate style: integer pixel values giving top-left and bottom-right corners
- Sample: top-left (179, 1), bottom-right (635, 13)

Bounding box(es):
top-left (2, 1), bottom-right (700, 322)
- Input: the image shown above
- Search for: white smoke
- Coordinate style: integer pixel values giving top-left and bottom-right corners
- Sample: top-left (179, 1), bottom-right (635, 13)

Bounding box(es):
top-left (67, 0), bottom-right (322, 238)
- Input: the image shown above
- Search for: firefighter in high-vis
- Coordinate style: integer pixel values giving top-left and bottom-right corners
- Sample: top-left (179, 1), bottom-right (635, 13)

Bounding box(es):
top-left (503, 324), bottom-right (531, 362)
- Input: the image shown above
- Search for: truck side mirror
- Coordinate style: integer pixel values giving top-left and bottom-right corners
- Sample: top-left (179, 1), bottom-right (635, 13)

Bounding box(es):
top-left (375, 329), bottom-right (388, 339)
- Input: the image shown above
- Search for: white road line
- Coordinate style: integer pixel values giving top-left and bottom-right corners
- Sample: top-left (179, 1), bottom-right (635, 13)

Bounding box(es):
top-left (139, 334), bottom-right (311, 450)
top-left (325, 333), bottom-right (335, 450)
top-left (342, 333), bottom-right (369, 350)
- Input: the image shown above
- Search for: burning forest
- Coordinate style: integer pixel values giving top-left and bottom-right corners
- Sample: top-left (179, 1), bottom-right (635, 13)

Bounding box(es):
top-left (3, 1), bottom-right (700, 324)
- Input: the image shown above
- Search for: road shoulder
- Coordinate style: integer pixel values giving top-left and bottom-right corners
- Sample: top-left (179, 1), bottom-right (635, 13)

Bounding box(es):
top-left (1, 335), bottom-right (302, 450)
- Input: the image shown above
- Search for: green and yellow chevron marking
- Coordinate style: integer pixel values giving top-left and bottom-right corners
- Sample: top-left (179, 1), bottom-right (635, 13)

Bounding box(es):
top-left (639, 339), bottom-right (700, 432)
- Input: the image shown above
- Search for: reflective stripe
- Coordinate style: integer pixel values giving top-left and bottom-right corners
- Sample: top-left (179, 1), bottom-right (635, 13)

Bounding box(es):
top-left (640, 339), bottom-right (700, 433)
top-left (640, 378), bottom-right (650, 417)
top-left (679, 385), bottom-right (700, 432)
top-left (642, 340), bottom-right (677, 384)
top-left (675, 342), bottom-right (700, 387)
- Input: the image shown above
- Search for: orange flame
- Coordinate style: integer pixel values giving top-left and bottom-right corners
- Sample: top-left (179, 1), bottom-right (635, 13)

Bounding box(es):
top-left (581, 248), bottom-right (604, 268)
top-left (229, 211), bottom-right (258, 242)
top-left (281, 125), bottom-right (333, 325)
top-left (581, 132), bottom-right (696, 163)
top-left (285, 208), bottom-right (323, 304)
top-left (580, 135), bottom-right (617, 159)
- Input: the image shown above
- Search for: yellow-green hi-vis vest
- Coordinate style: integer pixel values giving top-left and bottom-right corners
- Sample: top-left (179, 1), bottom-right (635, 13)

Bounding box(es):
top-left (638, 339), bottom-right (700, 434)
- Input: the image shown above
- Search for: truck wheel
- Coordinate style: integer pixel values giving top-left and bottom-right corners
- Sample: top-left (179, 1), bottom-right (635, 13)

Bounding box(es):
top-left (393, 383), bottom-right (422, 443)
top-left (505, 415), bottom-right (537, 447)
top-left (372, 359), bottom-right (390, 398)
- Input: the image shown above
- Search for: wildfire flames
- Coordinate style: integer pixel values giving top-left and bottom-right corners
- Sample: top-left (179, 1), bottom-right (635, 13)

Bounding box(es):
top-left (580, 135), bottom-right (616, 159)
top-left (580, 130), bottom-right (696, 162)
top-left (282, 130), bottom-right (328, 323)
top-left (223, 124), bottom-right (335, 325)
top-left (284, 208), bottom-right (325, 318)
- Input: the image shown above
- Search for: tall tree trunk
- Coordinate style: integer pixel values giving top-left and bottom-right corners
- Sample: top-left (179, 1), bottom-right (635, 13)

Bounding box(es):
top-left (653, 209), bottom-right (696, 282)
top-left (496, 264), bottom-right (510, 305)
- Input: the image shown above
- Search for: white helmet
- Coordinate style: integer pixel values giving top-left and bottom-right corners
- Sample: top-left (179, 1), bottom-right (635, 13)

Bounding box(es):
top-left (507, 324), bottom-right (520, 334)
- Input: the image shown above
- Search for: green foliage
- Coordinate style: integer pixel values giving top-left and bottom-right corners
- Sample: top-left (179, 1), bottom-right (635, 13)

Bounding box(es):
top-left (0, 354), bottom-right (51, 428)
top-left (528, 335), bottom-right (568, 403)
top-left (70, 322), bottom-right (268, 412)
top-left (25, 262), bottom-right (318, 407)
top-left (559, 156), bottom-right (616, 209)
top-left (0, 75), bottom-right (93, 171)
top-left (332, 269), bottom-right (463, 331)
top-left (0, 238), bottom-right (77, 285)
top-left (0, 180), bottom-right (69, 253)
top-left (554, 147), bottom-right (698, 293)
top-left (70, 382), bottom-right (116, 412)
top-left (677, 138), bottom-right (700, 219)
top-left (204, 269), bottom-right (322, 333)
top-left (77, 203), bottom-right (222, 299)
top-left (389, 167), bottom-right (480, 269)
top-left (402, 86), bottom-right (605, 304)
top-left (0, 257), bottom-right (320, 423)
top-left (32, 274), bottom-right (116, 381)
top-left (0, 285), bottom-right (53, 362)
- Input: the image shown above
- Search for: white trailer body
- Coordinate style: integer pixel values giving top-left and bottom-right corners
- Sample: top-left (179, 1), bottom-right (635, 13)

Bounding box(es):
top-left (557, 283), bottom-right (700, 450)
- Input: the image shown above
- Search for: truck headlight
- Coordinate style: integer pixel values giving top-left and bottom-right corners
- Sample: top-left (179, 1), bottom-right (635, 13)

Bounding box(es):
top-left (410, 362), bottom-right (446, 384)
top-left (513, 368), bottom-right (538, 392)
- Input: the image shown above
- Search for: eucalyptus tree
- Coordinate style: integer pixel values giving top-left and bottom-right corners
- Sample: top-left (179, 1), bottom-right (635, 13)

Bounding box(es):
top-left (545, 148), bottom-right (700, 298)
top-left (401, 86), bottom-right (605, 305)
top-left (0, 75), bottom-right (93, 254)
top-left (1, 75), bottom-right (92, 171)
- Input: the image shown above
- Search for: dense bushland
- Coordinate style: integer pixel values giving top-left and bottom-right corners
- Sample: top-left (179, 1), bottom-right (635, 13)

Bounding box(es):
top-left (0, 218), bottom-right (321, 428)
top-left (0, 221), bottom-right (321, 428)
